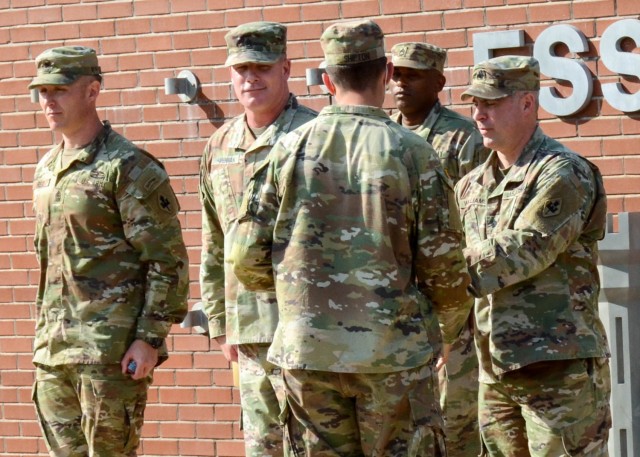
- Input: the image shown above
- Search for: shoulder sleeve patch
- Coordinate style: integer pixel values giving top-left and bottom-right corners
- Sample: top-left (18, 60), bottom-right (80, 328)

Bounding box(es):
top-left (126, 161), bottom-right (167, 200)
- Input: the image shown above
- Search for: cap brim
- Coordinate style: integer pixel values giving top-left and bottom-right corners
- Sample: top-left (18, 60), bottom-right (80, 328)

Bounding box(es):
top-left (461, 85), bottom-right (511, 101)
top-left (391, 57), bottom-right (440, 73)
top-left (28, 73), bottom-right (79, 89)
top-left (225, 51), bottom-right (283, 67)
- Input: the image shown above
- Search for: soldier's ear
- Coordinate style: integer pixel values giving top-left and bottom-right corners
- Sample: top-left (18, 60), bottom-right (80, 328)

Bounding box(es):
top-left (322, 71), bottom-right (336, 96)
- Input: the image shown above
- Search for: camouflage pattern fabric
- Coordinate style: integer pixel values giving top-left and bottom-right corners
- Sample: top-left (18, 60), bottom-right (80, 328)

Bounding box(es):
top-left (199, 94), bottom-right (316, 457)
top-left (33, 364), bottom-right (150, 457)
top-left (392, 100), bottom-right (487, 457)
top-left (32, 121), bottom-right (189, 367)
top-left (462, 56), bottom-right (540, 101)
top-left (237, 344), bottom-right (288, 456)
top-left (320, 19), bottom-right (385, 66)
top-left (230, 104), bottom-right (473, 373)
top-left (283, 363), bottom-right (445, 456)
top-left (29, 46), bottom-right (102, 89)
top-left (455, 126), bottom-right (609, 381)
top-left (391, 42), bottom-right (446, 73)
top-left (391, 101), bottom-right (489, 182)
top-left (479, 358), bottom-right (611, 456)
top-left (199, 94), bottom-right (317, 344)
top-left (455, 126), bottom-right (611, 454)
top-left (224, 21), bottom-right (287, 67)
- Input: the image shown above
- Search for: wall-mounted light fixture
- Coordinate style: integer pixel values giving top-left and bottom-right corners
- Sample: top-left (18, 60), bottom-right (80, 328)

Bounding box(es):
top-left (164, 70), bottom-right (200, 104)
top-left (31, 89), bottom-right (39, 103)
top-left (305, 61), bottom-right (329, 94)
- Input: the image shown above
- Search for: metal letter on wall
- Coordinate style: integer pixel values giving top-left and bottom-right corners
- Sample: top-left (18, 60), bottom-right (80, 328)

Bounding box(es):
top-left (472, 30), bottom-right (524, 64)
top-left (598, 212), bottom-right (639, 457)
top-left (600, 19), bottom-right (640, 113)
top-left (533, 24), bottom-right (592, 117)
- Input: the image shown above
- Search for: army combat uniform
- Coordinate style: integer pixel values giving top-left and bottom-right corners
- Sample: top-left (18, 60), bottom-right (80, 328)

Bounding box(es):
top-left (456, 57), bottom-right (611, 456)
top-left (391, 41), bottom-right (489, 457)
top-left (32, 122), bottom-right (189, 456)
top-left (231, 19), bottom-right (473, 456)
top-left (29, 47), bottom-right (189, 457)
top-left (199, 22), bottom-right (317, 457)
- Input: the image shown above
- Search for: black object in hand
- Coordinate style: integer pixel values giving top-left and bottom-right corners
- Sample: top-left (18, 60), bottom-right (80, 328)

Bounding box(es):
top-left (126, 360), bottom-right (137, 374)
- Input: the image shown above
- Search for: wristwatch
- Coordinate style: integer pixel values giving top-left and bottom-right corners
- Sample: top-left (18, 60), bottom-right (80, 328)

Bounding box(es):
top-left (143, 337), bottom-right (164, 349)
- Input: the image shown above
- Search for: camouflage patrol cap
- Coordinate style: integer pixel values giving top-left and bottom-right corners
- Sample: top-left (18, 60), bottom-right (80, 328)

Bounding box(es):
top-left (320, 19), bottom-right (385, 66)
top-left (461, 56), bottom-right (540, 101)
top-left (28, 46), bottom-right (101, 89)
top-left (225, 21), bottom-right (287, 67)
top-left (391, 42), bottom-right (446, 73)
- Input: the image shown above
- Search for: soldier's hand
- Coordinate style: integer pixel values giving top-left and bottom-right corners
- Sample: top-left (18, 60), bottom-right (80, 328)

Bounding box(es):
top-left (436, 343), bottom-right (451, 371)
top-left (214, 335), bottom-right (238, 362)
top-left (121, 339), bottom-right (159, 380)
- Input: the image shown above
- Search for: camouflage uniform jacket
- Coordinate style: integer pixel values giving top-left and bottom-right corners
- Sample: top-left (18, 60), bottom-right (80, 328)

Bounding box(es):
top-left (455, 126), bottom-right (610, 383)
top-left (199, 94), bottom-right (317, 343)
top-left (230, 105), bottom-right (473, 373)
top-left (32, 122), bottom-right (189, 367)
top-left (391, 101), bottom-right (488, 183)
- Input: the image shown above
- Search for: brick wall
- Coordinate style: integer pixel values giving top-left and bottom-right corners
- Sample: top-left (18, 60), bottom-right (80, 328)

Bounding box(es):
top-left (1, 1), bottom-right (639, 456)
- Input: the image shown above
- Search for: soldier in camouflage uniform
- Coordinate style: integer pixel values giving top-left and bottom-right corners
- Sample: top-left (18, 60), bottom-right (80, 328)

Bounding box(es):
top-left (390, 42), bottom-right (489, 457)
top-left (199, 22), bottom-right (317, 456)
top-left (29, 47), bottom-right (189, 456)
top-left (455, 56), bottom-right (611, 456)
top-left (230, 19), bottom-right (473, 456)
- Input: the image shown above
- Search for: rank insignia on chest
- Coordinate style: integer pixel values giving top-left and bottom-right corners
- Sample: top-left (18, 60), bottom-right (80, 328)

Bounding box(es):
top-left (542, 198), bottom-right (562, 217)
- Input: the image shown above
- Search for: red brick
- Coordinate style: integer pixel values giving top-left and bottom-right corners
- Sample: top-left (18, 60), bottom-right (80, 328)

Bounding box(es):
top-left (80, 20), bottom-right (115, 38)
top-left (264, 5), bottom-right (301, 23)
top-left (341, 0), bottom-right (380, 18)
top-left (402, 12), bottom-right (442, 33)
top-left (133, 0), bottom-right (171, 15)
top-left (487, 6), bottom-right (528, 26)
top-left (302, 2), bottom-right (339, 20)
top-left (444, 10), bottom-right (484, 29)
top-left (140, 439), bottom-right (179, 456)
top-left (383, 0), bottom-right (421, 14)
top-left (27, 6), bottom-right (62, 24)
top-left (0, 10), bottom-right (27, 27)
top-left (618, 0), bottom-right (640, 14)
top-left (216, 439), bottom-right (246, 456)
top-left (225, 8), bottom-right (262, 27)
top-left (529, 2), bottom-right (571, 22)
top-left (116, 17), bottom-right (152, 35)
top-left (45, 22), bottom-right (80, 40)
top-left (181, 439), bottom-right (217, 456)
top-left (63, 4), bottom-right (97, 21)
top-left (603, 136), bottom-right (640, 156)
top-left (179, 404), bottom-right (216, 421)
top-left (207, 0), bottom-right (243, 10)
top-left (153, 14), bottom-right (188, 33)
top-left (98, 1), bottom-right (133, 19)
top-left (11, 26), bottom-right (46, 43)
top-left (188, 11), bottom-right (225, 30)
top-left (604, 175), bottom-right (640, 195)
top-left (172, 0), bottom-right (207, 13)
top-left (578, 117), bottom-right (622, 137)
top-left (574, 0), bottom-right (615, 19)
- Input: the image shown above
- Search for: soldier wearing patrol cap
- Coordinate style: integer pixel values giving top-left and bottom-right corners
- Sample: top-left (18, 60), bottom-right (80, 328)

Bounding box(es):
top-left (390, 41), bottom-right (487, 457)
top-left (455, 56), bottom-right (612, 456)
top-left (230, 19), bottom-right (473, 455)
top-left (29, 46), bottom-right (189, 456)
top-left (199, 21), bottom-right (317, 456)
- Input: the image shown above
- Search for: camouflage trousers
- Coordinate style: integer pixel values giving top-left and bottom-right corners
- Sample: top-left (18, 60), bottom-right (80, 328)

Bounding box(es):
top-left (283, 363), bottom-right (446, 457)
top-left (238, 343), bottom-right (286, 457)
top-left (32, 363), bottom-right (150, 457)
top-left (438, 318), bottom-right (480, 457)
top-left (479, 358), bottom-right (611, 457)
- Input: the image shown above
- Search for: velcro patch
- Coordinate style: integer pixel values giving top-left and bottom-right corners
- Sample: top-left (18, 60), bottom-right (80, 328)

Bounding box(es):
top-left (541, 198), bottom-right (562, 217)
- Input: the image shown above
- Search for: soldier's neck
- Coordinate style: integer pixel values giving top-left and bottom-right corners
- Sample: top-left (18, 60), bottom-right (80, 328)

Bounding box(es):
top-left (61, 116), bottom-right (103, 150)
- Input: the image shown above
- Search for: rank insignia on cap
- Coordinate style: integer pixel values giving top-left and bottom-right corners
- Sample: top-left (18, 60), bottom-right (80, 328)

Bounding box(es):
top-left (542, 198), bottom-right (562, 217)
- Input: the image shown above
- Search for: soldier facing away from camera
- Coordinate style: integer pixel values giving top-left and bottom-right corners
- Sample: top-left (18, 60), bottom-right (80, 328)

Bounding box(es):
top-left (230, 19), bottom-right (473, 456)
